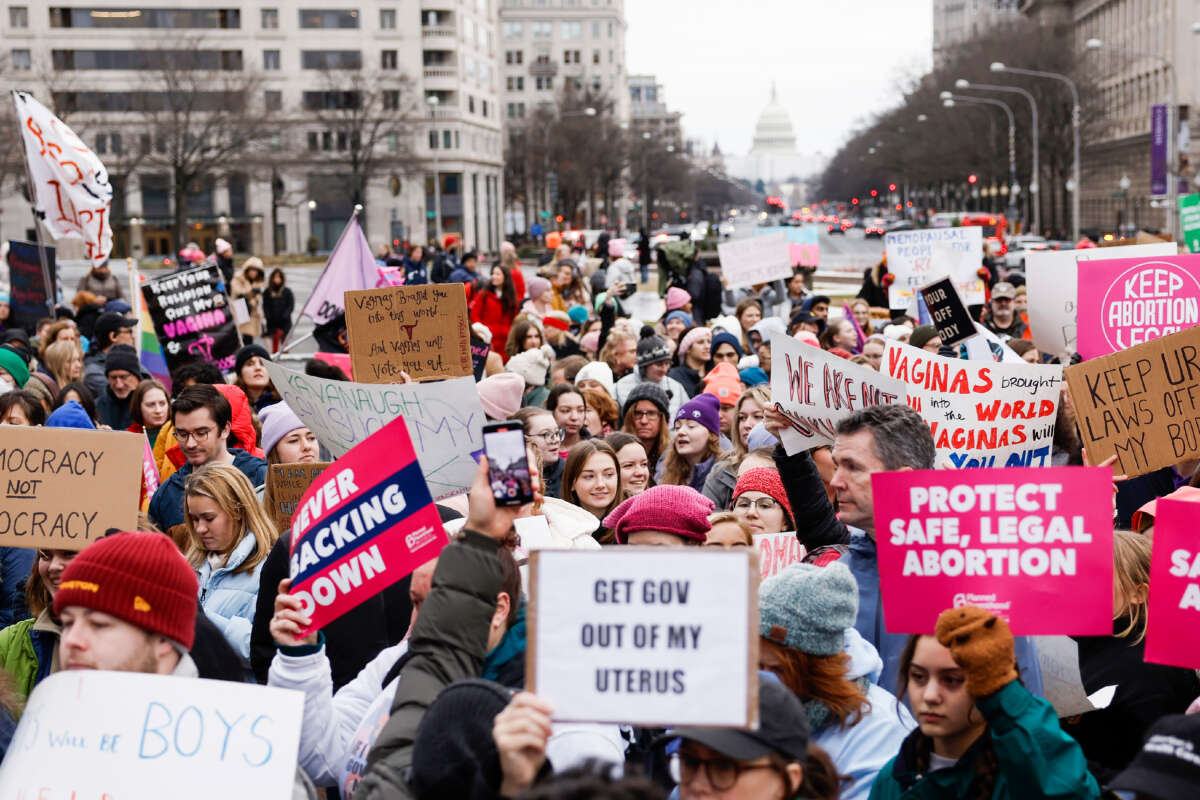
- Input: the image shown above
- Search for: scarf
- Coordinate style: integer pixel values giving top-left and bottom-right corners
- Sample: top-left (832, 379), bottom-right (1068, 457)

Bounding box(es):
top-left (482, 603), bottom-right (526, 682)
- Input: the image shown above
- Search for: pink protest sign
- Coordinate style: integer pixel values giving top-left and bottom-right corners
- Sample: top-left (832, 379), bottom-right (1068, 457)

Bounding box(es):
top-left (1076, 254), bottom-right (1200, 360)
top-left (753, 532), bottom-right (806, 579)
top-left (288, 413), bottom-right (447, 635)
top-left (871, 467), bottom-right (1113, 635)
top-left (1145, 498), bottom-right (1200, 669)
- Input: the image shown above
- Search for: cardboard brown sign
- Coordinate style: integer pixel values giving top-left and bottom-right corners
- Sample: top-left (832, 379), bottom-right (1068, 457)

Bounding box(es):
top-left (345, 284), bottom-right (472, 382)
top-left (0, 426), bottom-right (142, 549)
top-left (1065, 324), bottom-right (1200, 477)
top-left (265, 462), bottom-right (331, 534)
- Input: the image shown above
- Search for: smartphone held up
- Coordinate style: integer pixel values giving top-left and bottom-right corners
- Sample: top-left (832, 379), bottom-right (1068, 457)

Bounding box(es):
top-left (481, 421), bottom-right (535, 507)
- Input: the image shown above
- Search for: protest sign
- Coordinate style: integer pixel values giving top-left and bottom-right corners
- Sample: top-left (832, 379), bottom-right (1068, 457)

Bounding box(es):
top-left (141, 264), bottom-right (240, 374)
top-left (1064, 325), bottom-right (1200, 477)
top-left (1180, 193), bottom-right (1200, 253)
top-left (885, 227), bottom-right (984, 310)
top-left (265, 361), bottom-right (484, 499)
top-left (345, 284), bottom-right (472, 382)
top-left (1075, 254), bottom-right (1200, 360)
top-left (718, 231), bottom-right (791, 289)
top-left (758, 225), bottom-right (820, 267)
top-left (753, 532), bottom-right (805, 579)
top-left (884, 339), bottom-right (1063, 468)
top-left (1034, 635), bottom-right (1100, 717)
top-left (470, 333), bottom-right (491, 380)
top-left (0, 426), bottom-right (141, 549)
top-left (921, 277), bottom-right (977, 347)
top-left (1025, 242), bottom-right (1176, 359)
top-left (871, 467), bottom-right (1113, 635)
top-left (266, 462), bottom-right (331, 533)
top-left (288, 413), bottom-right (446, 634)
top-left (6, 240), bottom-right (55, 331)
top-left (1146, 498), bottom-right (1200, 669)
top-left (0, 671), bottom-right (302, 799)
top-left (770, 333), bottom-right (905, 454)
top-left (528, 548), bottom-right (758, 726)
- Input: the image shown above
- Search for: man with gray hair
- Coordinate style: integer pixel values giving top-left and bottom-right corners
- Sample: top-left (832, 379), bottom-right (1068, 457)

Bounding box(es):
top-left (832, 404), bottom-right (1043, 695)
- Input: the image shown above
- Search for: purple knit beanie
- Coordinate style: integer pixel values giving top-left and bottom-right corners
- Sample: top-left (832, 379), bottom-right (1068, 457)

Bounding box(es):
top-left (674, 392), bottom-right (721, 436)
top-left (603, 485), bottom-right (714, 544)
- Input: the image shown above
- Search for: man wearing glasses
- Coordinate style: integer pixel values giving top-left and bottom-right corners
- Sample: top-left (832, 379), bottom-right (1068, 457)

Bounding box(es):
top-left (981, 282), bottom-right (1027, 340)
top-left (148, 384), bottom-right (268, 532)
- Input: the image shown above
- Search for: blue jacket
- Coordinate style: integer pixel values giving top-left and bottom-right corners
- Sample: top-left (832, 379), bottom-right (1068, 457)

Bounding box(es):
top-left (402, 255), bottom-right (427, 285)
top-left (846, 531), bottom-right (1044, 699)
top-left (196, 531), bottom-right (265, 659)
top-left (148, 449), bottom-right (268, 531)
top-left (0, 548), bottom-right (34, 629)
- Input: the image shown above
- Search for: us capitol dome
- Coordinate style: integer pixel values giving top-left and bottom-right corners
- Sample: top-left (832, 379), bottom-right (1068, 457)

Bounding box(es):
top-left (726, 83), bottom-right (822, 187)
top-left (750, 83), bottom-right (799, 155)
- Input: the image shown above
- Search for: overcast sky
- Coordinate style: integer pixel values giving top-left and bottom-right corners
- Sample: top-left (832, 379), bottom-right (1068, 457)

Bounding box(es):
top-left (625, 0), bottom-right (933, 160)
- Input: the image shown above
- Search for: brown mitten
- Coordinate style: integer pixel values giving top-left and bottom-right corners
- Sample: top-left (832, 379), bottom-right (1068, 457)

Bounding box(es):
top-left (934, 606), bottom-right (1017, 697)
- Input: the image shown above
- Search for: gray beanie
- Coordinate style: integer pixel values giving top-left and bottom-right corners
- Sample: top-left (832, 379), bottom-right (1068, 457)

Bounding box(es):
top-left (759, 562), bottom-right (858, 656)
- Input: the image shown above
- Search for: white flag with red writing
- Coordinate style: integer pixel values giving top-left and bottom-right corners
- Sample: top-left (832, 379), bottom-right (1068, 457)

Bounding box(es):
top-left (12, 90), bottom-right (113, 267)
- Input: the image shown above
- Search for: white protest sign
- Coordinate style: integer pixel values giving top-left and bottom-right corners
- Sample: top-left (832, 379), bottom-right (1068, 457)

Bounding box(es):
top-left (265, 361), bottom-right (484, 499)
top-left (1025, 242), bottom-right (1176, 357)
top-left (718, 231), bottom-right (792, 289)
top-left (753, 532), bottom-right (805, 579)
top-left (528, 548), bottom-right (758, 727)
top-left (1033, 635), bottom-right (1097, 717)
top-left (886, 227), bottom-right (984, 310)
top-left (770, 334), bottom-right (905, 454)
top-left (883, 339), bottom-right (1064, 469)
top-left (0, 671), bottom-right (302, 799)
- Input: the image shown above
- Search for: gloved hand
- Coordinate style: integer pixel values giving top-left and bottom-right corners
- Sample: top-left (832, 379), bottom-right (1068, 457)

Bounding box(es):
top-left (934, 606), bottom-right (1018, 697)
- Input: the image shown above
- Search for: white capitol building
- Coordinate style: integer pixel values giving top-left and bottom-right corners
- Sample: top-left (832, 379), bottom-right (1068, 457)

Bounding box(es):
top-left (725, 84), bottom-right (824, 190)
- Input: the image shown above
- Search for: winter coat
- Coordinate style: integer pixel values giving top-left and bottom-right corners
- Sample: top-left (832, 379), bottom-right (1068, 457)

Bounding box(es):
top-left (469, 289), bottom-right (517, 356)
top-left (82, 347), bottom-right (108, 398)
top-left (667, 364), bottom-right (701, 398)
top-left (75, 270), bottom-right (125, 301)
top-left (230, 266), bottom-right (266, 338)
top-left (195, 530), bottom-right (265, 659)
top-left (0, 610), bottom-right (59, 698)
top-left (613, 372), bottom-right (689, 419)
top-left (606, 257), bottom-right (638, 290)
top-left (654, 453), bottom-right (716, 493)
top-left (721, 279), bottom-right (786, 316)
top-left (773, 444), bottom-right (851, 553)
top-left (858, 262), bottom-right (890, 309)
top-left (149, 448), bottom-right (268, 531)
top-left (0, 548), bottom-right (34, 629)
top-left (537, 497), bottom-right (602, 550)
top-left (868, 681), bottom-right (1100, 800)
top-left (96, 385), bottom-right (134, 430)
top-left (262, 286), bottom-right (295, 335)
top-left (700, 460), bottom-right (738, 511)
top-left (152, 419), bottom-right (183, 482)
top-left (402, 255), bottom-right (428, 285)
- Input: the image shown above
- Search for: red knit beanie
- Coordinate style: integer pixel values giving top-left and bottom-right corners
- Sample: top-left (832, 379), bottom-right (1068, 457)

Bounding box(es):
top-left (54, 532), bottom-right (199, 649)
top-left (733, 468), bottom-right (794, 529)
top-left (603, 484), bottom-right (714, 544)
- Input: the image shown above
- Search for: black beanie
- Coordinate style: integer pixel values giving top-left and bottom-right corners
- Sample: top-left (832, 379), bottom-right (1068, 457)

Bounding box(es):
top-left (410, 679), bottom-right (514, 798)
top-left (235, 343), bottom-right (271, 376)
top-left (103, 344), bottom-right (141, 376)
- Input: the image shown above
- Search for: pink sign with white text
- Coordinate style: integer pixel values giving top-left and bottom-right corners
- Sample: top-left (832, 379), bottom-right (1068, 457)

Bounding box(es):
top-left (871, 467), bottom-right (1113, 635)
top-left (1076, 255), bottom-right (1200, 360)
top-left (1146, 498), bottom-right (1200, 669)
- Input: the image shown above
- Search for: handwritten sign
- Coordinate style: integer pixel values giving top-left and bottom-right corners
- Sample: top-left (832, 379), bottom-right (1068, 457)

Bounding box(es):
top-left (0, 426), bottom-right (141, 549)
top-left (528, 548), bottom-right (758, 726)
top-left (770, 333), bottom-right (905, 454)
top-left (1065, 325), bottom-right (1200, 477)
top-left (264, 361), bottom-right (484, 499)
top-left (871, 467), bottom-right (1113, 634)
top-left (0, 671), bottom-right (302, 799)
top-left (718, 231), bottom-right (792, 289)
top-left (1146, 498), bottom-right (1200, 668)
top-left (1076, 254), bottom-right (1200, 360)
top-left (753, 532), bottom-right (805, 579)
top-left (755, 226), bottom-right (819, 267)
top-left (886, 227), bottom-right (983, 310)
top-left (1025, 242), bottom-right (1176, 358)
top-left (288, 414), bottom-right (446, 634)
top-left (141, 265), bottom-right (240, 374)
top-left (6, 240), bottom-right (55, 331)
top-left (921, 277), bottom-right (977, 347)
top-left (884, 339), bottom-right (1063, 469)
top-left (266, 462), bottom-right (330, 534)
top-left (345, 284), bottom-right (472, 382)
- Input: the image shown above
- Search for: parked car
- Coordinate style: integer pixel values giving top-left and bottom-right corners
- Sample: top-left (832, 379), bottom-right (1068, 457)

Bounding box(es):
top-left (1003, 235), bottom-right (1048, 269)
top-left (864, 218), bottom-right (887, 238)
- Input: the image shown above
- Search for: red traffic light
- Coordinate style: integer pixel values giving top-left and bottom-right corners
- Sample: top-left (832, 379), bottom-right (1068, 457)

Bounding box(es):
top-left (967, 174), bottom-right (978, 184)
top-left (888, 183), bottom-right (897, 192)
top-left (869, 189), bottom-right (878, 197)
top-left (851, 197), bottom-right (859, 205)
top-left (555, 215), bottom-right (564, 222)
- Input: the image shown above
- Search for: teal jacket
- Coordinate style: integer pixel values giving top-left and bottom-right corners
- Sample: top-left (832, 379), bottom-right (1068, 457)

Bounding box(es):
top-left (868, 681), bottom-right (1100, 800)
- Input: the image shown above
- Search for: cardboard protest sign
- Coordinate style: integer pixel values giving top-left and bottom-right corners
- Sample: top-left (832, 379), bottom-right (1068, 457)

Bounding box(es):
top-left (1076, 254), bottom-right (1200, 360)
top-left (6, 240), bottom-right (55, 331)
top-left (1025, 242), bottom-right (1176, 359)
top-left (884, 339), bottom-right (1063, 468)
top-left (718, 231), bottom-right (791, 289)
top-left (885, 227), bottom-right (984, 310)
top-left (770, 334), bottom-right (905, 454)
top-left (266, 462), bottom-right (331, 533)
top-left (345, 284), bottom-right (472, 382)
top-left (1065, 325), bottom-right (1200, 477)
top-left (288, 413), bottom-right (446, 634)
top-left (1180, 193), bottom-right (1200, 253)
top-left (265, 361), bottom-right (484, 499)
top-left (0, 426), bottom-right (141, 549)
top-left (528, 548), bottom-right (758, 726)
top-left (753, 532), bottom-right (805, 579)
top-left (921, 277), bottom-right (977, 347)
top-left (0, 671), bottom-right (302, 799)
top-left (141, 264), bottom-right (240, 374)
top-left (1146, 498), bottom-right (1200, 669)
top-left (871, 467), bottom-right (1114, 634)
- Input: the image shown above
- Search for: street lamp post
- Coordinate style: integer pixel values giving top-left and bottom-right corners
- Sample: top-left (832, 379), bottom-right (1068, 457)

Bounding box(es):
top-left (942, 92), bottom-right (1018, 220)
top-left (426, 95), bottom-right (442, 246)
top-left (990, 61), bottom-right (1080, 242)
top-left (956, 78), bottom-right (1040, 235)
top-left (560, 107), bottom-right (597, 226)
top-left (641, 131), bottom-right (652, 228)
top-left (1119, 173), bottom-right (1132, 233)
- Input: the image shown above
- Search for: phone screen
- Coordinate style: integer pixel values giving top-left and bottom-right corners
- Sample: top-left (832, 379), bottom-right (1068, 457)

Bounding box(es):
top-left (483, 424), bottom-right (535, 506)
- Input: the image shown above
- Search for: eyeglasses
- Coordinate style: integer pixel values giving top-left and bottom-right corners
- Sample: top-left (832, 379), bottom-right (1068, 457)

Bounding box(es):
top-left (175, 427), bottom-right (214, 443)
top-left (526, 429), bottom-right (565, 445)
top-left (632, 409), bottom-right (660, 420)
top-left (734, 497), bottom-right (779, 513)
top-left (669, 752), bottom-right (778, 790)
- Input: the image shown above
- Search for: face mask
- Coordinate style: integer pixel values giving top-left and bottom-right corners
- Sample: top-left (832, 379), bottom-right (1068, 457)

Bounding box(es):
top-left (0, 374), bottom-right (15, 392)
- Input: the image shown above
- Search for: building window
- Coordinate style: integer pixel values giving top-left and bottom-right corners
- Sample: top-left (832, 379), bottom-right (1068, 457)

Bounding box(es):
top-left (563, 50), bottom-right (581, 64)
top-left (11, 49), bottom-right (30, 71)
top-left (532, 21), bottom-right (551, 37)
top-left (9, 6), bottom-right (28, 27)
top-left (607, 21), bottom-right (613, 37)
top-left (506, 76), bottom-right (524, 91)
top-left (382, 90), bottom-right (399, 110)
top-left (95, 134), bottom-right (107, 155)
top-left (592, 49), bottom-right (600, 64)
top-left (302, 90), bottom-right (362, 110)
top-left (481, 100), bottom-right (488, 117)
top-left (505, 49), bottom-right (523, 65)
top-left (592, 20), bottom-right (600, 37)
top-left (307, 132), bottom-right (319, 151)
top-left (468, 95), bottom-right (475, 113)
top-left (386, 132), bottom-right (398, 152)
top-left (454, 130), bottom-right (460, 149)
top-left (301, 50), bottom-right (361, 69)
top-left (52, 49), bottom-right (242, 70)
top-left (381, 50), bottom-right (397, 70)
top-left (49, 7), bottom-right (240, 28)
top-left (443, 130), bottom-right (452, 149)
top-left (261, 8), bottom-right (278, 28)
top-left (379, 8), bottom-right (396, 29)
top-left (535, 76), bottom-right (553, 90)
top-left (562, 21), bottom-right (581, 39)
top-left (298, 9), bottom-right (359, 28)
top-left (263, 50), bottom-right (281, 70)
top-left (591, 76), bottom-right (600, 91)
top-left (429, 130), bottom-right (438, 149)
top-left (269, 133), bottom-right (282, 150)
top-left (502, 21), bottom-right (522, 38)
top-left (264, 90), bottom-right (282, 110)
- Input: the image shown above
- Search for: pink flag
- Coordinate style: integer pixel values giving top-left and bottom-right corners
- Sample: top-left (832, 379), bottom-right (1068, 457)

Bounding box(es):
top-left (843, 302), bottom-right (866, 354)
top-left (295, 216), bottom-right (379, 329)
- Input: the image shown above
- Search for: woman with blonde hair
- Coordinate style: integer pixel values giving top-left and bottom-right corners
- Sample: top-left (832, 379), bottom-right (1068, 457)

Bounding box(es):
top-left (40, 340), bottom-right (83, 389)
top-left (703, 511), bottom-right (753, 548)
top-left (183, 462), bottom-right (278, 658)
